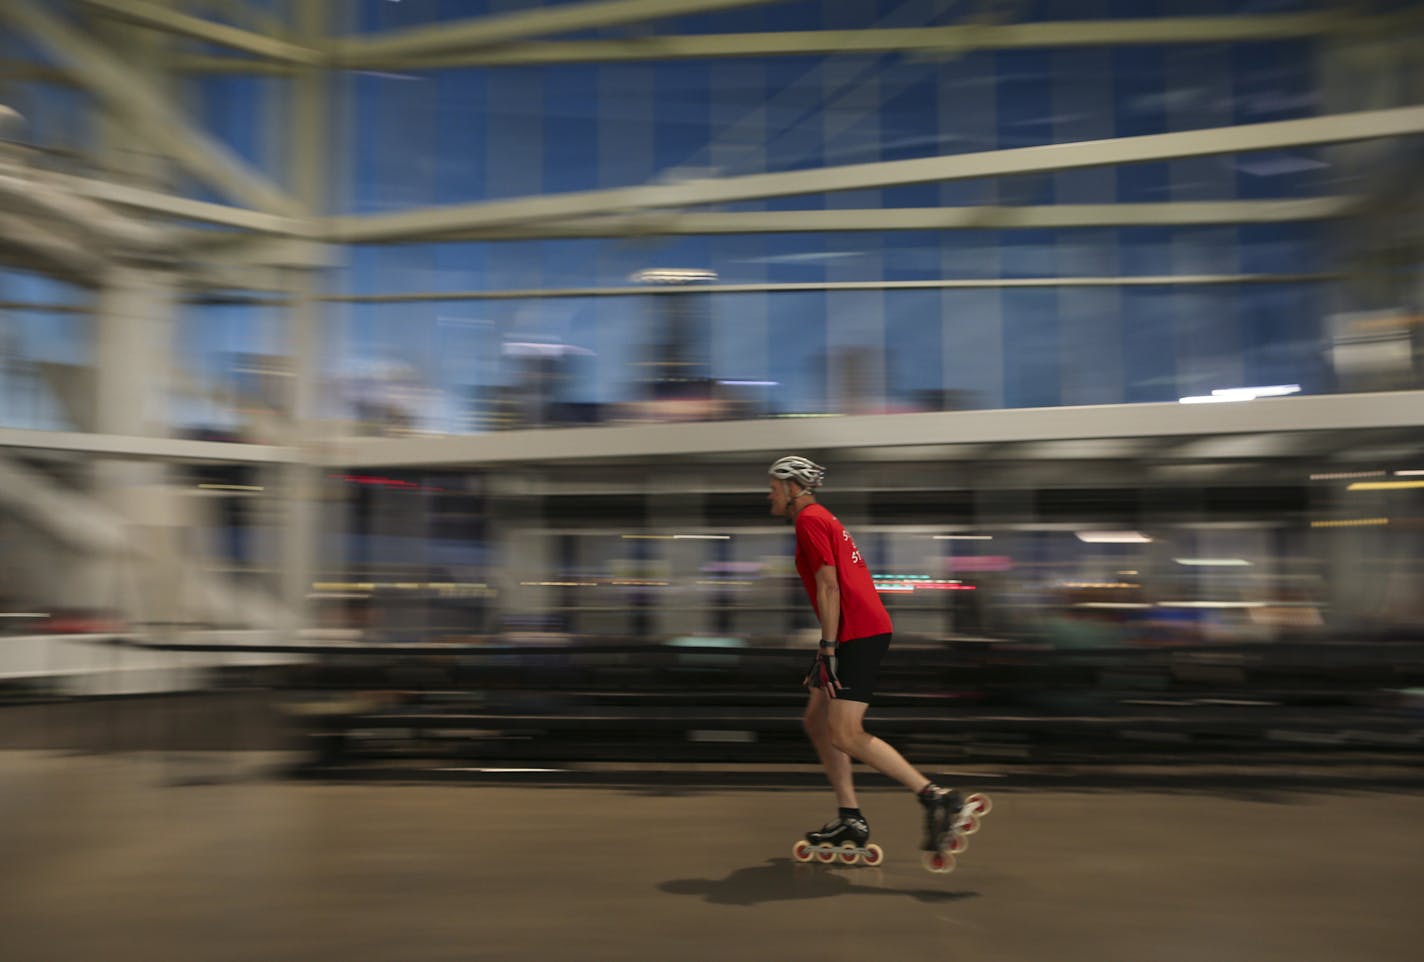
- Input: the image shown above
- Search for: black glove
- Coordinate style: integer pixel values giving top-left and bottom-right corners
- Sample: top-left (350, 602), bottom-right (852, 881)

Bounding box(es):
top-left (803, 641), bottom-right (841, 697)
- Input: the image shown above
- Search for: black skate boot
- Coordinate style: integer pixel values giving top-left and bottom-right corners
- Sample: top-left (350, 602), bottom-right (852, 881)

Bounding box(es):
top-left (917, 784), bottom-right (996, 874)
top-left (918, 785), bottom-right (964, 850)
top-left (792, 814), bottom-right (883, 866)
top-left (806, 814), bottom-right (870, 848)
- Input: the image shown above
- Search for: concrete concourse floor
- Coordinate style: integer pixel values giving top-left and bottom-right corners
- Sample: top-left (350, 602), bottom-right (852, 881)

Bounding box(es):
top-left (2, 752), bottom-right (1421, 962)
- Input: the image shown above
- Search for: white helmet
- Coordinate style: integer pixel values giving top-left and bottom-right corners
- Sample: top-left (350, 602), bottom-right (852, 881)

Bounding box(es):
top-left (768, 455), bottom-right (826, 490)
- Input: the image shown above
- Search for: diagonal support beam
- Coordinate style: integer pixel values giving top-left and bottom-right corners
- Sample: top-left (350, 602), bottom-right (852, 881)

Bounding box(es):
top-left (162, 12), bottom-right (1354, 74)
top-left (340, 12), bottom-right (1345, 69)
top-left (405, 198), bottom-right (1360, 242)
top-left (326, 0), bottom-right (785, 65)
top-left (327, 106), bottom-right (1424, 243)
top-left (2, 0), bottom-right (300, 215)
top-left (54, 173), bottom-right (308, 235)
top-left (75, 0), bottom-right (321, 64)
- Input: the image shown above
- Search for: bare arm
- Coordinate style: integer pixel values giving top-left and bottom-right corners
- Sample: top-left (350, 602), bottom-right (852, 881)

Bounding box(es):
top-left (814, 564), bottom-right (840, 643)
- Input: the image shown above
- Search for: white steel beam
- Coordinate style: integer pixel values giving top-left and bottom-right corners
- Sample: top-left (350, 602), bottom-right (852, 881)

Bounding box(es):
top-left (0, 162), bottom-right (177, 256)
top-left (54, 174), bottom-right (308, 234)
top-left (153, 271), bottom-right (1330, 308)
top-left (56, 11), bottom-right (1421, 74)
top-left (326, 0), bottom-right (785, 65)
top-left (0, 453), bottom-right (130, 554)
top-left (0, 427), bottom-right (296, 463)
top-left (0, 301), bottom-right (86, 313)
top-left (0, 219), bottom-right (105, 282)
top-left (305, 274), bottom-right (1331, 305)
top-left (75, 0), bottom-right (321, 64)
top-left (340, 13), bottom-right (1343, 69)
top-left (412, 198), bottom-right (1358, 241)
top-left (329, 106), bottom-right (1424, 243)
top-left (197, 0), bottom-right (288, 39)
top-left (2, 0), bottom-right (299, 215)
top-left (322, 391), bottom-right (1424, 469)
top-left (5, 399), bottom-right (1413, 470)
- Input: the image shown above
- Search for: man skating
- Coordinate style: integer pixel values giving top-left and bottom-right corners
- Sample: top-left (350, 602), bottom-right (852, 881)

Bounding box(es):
top-left (767, 455), bottom-right (987, 871)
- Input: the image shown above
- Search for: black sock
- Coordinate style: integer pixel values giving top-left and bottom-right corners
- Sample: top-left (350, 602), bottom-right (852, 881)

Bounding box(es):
top-left (838, 807), bottom-right (863, 821)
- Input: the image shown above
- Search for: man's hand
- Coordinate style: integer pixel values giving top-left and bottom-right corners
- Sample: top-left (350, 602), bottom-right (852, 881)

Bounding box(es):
top-left (803, 641), bottom-right (842, 696)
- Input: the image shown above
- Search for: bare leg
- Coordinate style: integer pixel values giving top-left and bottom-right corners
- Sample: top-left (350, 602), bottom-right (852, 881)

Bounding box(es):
top-left (803, 688), bottom-right (857, 808)
top-left (826, 698), bottom-right (930, 793)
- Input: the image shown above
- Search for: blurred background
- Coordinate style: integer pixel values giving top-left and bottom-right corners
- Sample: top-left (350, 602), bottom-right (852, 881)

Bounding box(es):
top-left (4, 3), bottom-right (1424, 960)
top-left (1, 0), bottom-right (1423, 777)
top-left (2, 0), bottom-right (1424, 774)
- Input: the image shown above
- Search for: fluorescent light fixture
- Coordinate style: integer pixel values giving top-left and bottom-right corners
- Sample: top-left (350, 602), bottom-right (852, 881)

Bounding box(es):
top-left (1395, 470), bottom-right (1424, 477)
top-left (436, 768), bottom-right (567, 774)
top-left (673, 534), bottom-right (731, 540)
top-left (1310, 517), bottom-right (1388, 528)
top-left (1073, 603), bottom-right (1152, 609)
top-left (629, 268), bottom-right (718, 284)
top-left (716, 379), bottom-right (779, 387)
top-left (1346, 480), bottom-right (1424, 491)
top-left (1157, 601), bottom-right (1267, 609)
top-left (1179, 384), bottom-right (1301, 404)
top-left (933, 535), bottom-right (993, 540)
top-left (502, 341), bottom-right (595, 357)
top-left (1076, 531), bottom-right (1152, 544)
top-left (1174, 558), bottom-right (1253, 567)
top-left (1309, 470), bottom-right (1385, 481)
top-left (1218, 384), bottom-right (1300, 398)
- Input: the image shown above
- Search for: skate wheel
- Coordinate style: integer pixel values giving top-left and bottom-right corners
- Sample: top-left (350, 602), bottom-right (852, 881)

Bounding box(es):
top-left (965, 792), bottom-right (992, 816)
top-left (957, 814), bottom-right (981, 836)
top-left (838, 843), bottom-right (860, 865)
top-left (921, 850), bottom-right (956, 874)
top-left (948, 833), bottom-right (969, 855)
top-left (815, 844), bottom-right (837, 864)
top-left (792, 840), bottom-right (814, 863)
top-left (862, 844), bottom-right (884, 867)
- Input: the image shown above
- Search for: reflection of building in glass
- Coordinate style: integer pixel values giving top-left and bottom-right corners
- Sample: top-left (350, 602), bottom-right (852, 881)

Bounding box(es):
top-left (1, 3), bottom-right (1422, 724)
top-left (626, 268), bottom-right (723, 422)
top-left (460, 338), bottom-right (599, 432)
top-left (228, 351), bottom-right (291, 418)
top-left (1329, 310), bottom-right (1424, 391)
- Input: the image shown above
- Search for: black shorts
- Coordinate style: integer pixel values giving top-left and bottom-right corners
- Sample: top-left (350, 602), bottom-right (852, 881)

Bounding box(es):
top-left (831, 633), bottom-right (891, 704)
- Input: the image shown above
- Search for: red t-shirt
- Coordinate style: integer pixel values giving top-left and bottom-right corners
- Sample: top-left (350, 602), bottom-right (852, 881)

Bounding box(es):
top-left (794, 503), bottom-right (893, 643)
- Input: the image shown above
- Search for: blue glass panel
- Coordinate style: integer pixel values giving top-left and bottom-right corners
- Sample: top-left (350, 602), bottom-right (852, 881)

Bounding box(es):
top-left (193, 75), bottom-right (270, 176)
top-left (884, 289), bottom-right (943, 408)
top-left (1113, 47), bottom-right (1169, 202)
top-left (941, 231), bottom-right (1002, 280)
top-left (1238, 283), bottom-right (1328, 389)
top-left (486, 67), bottom-right (546, 200)
top-left (765, 292), bottom-right (826, 412)
top-left (432, 69), bottom-right (487, 206)
top-left (1232, 41), bottom-right (1322, 199)
top-left (1118, 228), bottom-right (1175, 276)
top-left (653, 61), bottom-right (712, 178)
top-left (1238, 223), bottom-right (1324, 275)
top-left (1001, 289), bottom-right (1061, 408)
top-left (1121, 287), bottom-right (1180, 402)
top-left (596, 63), bottom-right (656, 189)
top-left (1002, 229), bottom-right (1060, 279)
